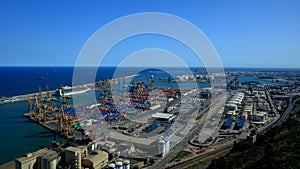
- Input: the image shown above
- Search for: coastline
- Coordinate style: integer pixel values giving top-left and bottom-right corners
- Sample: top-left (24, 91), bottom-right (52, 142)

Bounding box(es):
top-left (0, 74), bottom-right (139, 105)
top-left (0, 161), bottom-right (15, 169)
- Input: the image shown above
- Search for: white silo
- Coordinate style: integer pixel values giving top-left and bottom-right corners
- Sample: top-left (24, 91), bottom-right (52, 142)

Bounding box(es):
top-left (164, 137), bottom-right (170, 153)
top-left (157, 138), bottom-right (166, 156)
top-left (116, 161), bottom-right (123, 169)
top-left (123, 160), bottom-right (130, 169)
top-left (90, 143), bottom-right (95, 151)
top-left (48, 158), bottom-right (57, 169)
top-left (108, 163), bottom-right (116, 169)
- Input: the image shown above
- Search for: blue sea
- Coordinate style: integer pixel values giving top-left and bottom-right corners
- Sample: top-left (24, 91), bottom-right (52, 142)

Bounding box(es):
top-left (0, 66), bottom-right (118, 97)
top-left (0, 66), bottom-right (297, 165)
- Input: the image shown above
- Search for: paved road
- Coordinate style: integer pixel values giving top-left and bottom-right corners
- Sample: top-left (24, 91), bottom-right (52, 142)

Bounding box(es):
top-left (265, 88), bottom-right (275, 112)
top-left (274, 97), bottom-right (300, 127)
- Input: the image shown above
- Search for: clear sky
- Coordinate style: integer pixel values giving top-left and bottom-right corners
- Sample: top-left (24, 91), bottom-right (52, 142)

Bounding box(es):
top-left (0, 0), bottom-right (300, 68)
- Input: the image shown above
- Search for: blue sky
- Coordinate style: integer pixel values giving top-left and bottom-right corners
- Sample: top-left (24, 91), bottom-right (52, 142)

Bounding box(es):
top-left (0, 0), bottom-right (300, 68)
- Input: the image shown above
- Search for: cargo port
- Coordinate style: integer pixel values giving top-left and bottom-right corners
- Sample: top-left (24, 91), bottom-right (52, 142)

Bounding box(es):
top-left (1, 69), bottom-right (299, 169)
top-left (0, 70), bottom-right (215, 169)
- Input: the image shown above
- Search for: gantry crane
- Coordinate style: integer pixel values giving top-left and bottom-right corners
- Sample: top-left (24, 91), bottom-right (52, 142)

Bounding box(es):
top-left (58, 107), bottom-right (74, 138)
top-left (27, 94), bottom-right (34, 116)
top-left (34, 94), bottom-right (46, 122)
top-left (38, 87), bottom-right (44, 102)
top-left (46, 85), bottom-right (52, 100)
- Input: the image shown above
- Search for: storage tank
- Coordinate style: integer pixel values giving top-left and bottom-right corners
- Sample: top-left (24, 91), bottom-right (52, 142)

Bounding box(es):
top-left (108, 163), bottom-right (116, 169)
top-left (116, 161), bottom-right (123, 169)
top-left (47, 159), bottom-right (57, 169)
top-left (164, 137), bottom-right (170, 152)
top-left (123, 160), bottom-right (130, 169)
top-left (157, 139), bottom-right (166, 156)
top-left (90, 143), bottom-right (95, 151)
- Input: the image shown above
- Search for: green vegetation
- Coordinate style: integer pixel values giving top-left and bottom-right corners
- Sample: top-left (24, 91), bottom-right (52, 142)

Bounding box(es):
top-left (132, 166), bottom-right (139, 169)
top-left (291, 99), bottom-right (300, 113)
top-left (207, 112), bottom-right (300, 169)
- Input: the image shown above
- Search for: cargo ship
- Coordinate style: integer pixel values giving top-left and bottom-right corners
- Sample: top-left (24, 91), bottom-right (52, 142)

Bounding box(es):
top-left (54, 86), bottom-right (90, 96)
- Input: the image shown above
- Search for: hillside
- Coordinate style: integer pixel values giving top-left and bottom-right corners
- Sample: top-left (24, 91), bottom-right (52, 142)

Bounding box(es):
top-left (207, 106), bottom-right (300, 169)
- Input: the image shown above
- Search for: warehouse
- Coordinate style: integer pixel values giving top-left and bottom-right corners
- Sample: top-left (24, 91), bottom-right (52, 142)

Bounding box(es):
top-left (151, 112), bottom-right (176, 122)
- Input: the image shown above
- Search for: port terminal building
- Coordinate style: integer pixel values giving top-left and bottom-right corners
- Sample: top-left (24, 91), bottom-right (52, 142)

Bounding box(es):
top-left (151, 112), bottom-right (176, 122)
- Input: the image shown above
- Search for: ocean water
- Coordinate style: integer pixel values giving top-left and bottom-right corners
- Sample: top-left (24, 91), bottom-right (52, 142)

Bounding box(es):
top-left (0, 101), bottom-right (64, 165)
top-left (0, 67), bottom-right (118, 97)
top-left (239, 76), bottom-right (284, 85)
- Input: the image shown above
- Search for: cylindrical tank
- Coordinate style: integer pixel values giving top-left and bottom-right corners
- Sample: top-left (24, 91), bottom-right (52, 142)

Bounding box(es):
top-left (157, 139), bottom-right (166, 156)
top-left (91, 143), bottom-right (95, 150)
top-left (116, 161), bottom-right (123, 169)
top-left (123, 160), bottom-right (130, 169)
top-left (164, 137), bottom-right (170, 152)
top-left (47, 159), bottom-right (57, 169)
top-left (108, 163), bottom-right (116, 169)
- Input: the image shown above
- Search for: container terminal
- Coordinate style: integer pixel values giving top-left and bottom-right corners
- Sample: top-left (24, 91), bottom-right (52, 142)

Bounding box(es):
top-left (6, 72), bottom-right (205, 169)
top-left (1, 70), bottom-right (298, 169)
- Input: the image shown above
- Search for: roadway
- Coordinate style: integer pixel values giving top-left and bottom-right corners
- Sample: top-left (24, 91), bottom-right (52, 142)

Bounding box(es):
top-left (274, 97), bottom-right (300, 127)
top-left (265, 87), bottom-right (275, 112)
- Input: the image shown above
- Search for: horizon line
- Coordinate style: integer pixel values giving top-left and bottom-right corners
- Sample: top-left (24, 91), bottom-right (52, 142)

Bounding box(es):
top-left (0, 65), bottom-right (300, 70)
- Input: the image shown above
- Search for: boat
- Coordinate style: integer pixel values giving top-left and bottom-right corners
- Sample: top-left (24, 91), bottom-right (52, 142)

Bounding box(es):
top-left (35, 77), bottom-right (45, 80)
top-left (54, 86), bottom-right (90, 96)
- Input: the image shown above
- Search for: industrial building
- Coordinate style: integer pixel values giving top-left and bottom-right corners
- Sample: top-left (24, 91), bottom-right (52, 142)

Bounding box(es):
top-left (233, 118), bottom-right (245, 130)
top-left (15, 143), bottom-right (109, 169)
top-left (224, 92), bottom-right (245, 116)
top-left (221, 117), bottom-right (233, 130)
top-left (225, 104), bottom-right (238, 116)
top-left (81, 149), bottom-right (108, 169)
top-left (252, 111), bottom-right (268, 124)
top-left (37, 150), bottom-right (60, 169)
top-left (228, 93), bottom-right (245, 105)
top-left (65, 146), bottom-right (82, 169)
top-left (151, 112), bottom-right (176, 122)
top-left (15, 148), bottom-right (50, 169)
top-left (243, 102), bottom-right (253, 116)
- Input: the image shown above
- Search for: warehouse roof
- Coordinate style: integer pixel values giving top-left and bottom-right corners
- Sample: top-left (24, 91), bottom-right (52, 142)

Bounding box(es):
top-left (152, 112), bottom-right (175, 120)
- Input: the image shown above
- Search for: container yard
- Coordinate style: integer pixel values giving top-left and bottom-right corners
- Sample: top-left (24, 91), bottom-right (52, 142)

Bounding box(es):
top-left (22, 73), bottom-right (192, 144)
